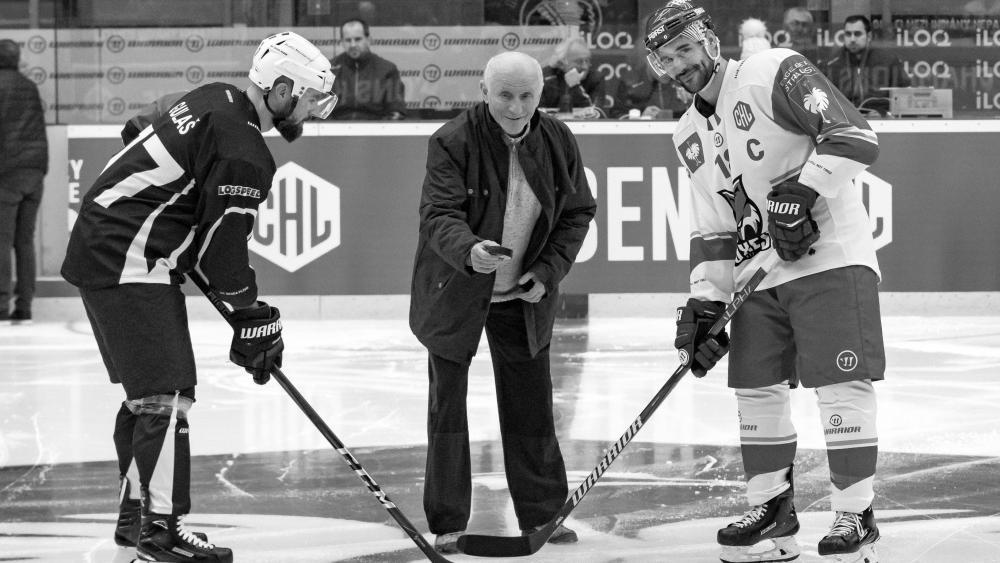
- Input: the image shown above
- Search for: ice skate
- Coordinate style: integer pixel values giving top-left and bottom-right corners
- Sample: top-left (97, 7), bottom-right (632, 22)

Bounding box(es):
top-left (717, 485), bottom-right (801, 563)
top-left (114, 479), bottom-right (207, 548)
top-left (134, 513), bottom-right (231, 563)
top-left (818, 505), bottom-right (880, 562)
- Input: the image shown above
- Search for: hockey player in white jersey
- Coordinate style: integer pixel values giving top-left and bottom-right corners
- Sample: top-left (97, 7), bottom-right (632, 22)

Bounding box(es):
top-left (645, 2), bottom-right (883, 563)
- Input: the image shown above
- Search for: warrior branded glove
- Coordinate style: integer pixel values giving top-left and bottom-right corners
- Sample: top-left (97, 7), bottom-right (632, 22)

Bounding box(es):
top-left (674, 298), bottom-right (730, 378)
top-left (229, 302), bottom-right (283, 385)
top-left (767, 180), bottom-right (820, 262)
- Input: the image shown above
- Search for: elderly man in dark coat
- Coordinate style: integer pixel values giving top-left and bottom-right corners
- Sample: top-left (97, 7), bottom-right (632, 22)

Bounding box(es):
top-left (409, 51), bottom-right (596, 554)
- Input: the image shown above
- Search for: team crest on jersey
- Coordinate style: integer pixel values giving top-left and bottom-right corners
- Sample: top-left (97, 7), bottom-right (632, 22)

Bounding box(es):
top-left (678, 133), bottom-right (705, 172)
top-left (718, 175), bottom-right (771, 265)
top-left (733, 101), bottom-right (755, 131)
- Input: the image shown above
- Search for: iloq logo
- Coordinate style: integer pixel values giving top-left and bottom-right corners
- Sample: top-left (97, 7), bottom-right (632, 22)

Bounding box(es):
top-left (250, 162), bottom-right (341, 273)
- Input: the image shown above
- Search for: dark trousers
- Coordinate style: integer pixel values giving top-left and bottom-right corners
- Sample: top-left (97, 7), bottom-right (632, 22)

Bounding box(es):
top-left (424, 300), bottom-right (568, 534)
top-left (0, 169), bottom-right (43, 313)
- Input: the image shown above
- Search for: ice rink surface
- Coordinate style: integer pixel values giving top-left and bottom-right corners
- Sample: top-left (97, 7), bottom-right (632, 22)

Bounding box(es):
top-left (2, 313), bottom-right (999, 562)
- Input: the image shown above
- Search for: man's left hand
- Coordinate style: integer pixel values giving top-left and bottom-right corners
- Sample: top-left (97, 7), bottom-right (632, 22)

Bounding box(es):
top-left (518, 272), bottom-right (546, 303)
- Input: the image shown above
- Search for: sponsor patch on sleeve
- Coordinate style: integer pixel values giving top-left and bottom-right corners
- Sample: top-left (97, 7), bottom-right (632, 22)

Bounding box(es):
top-left (218, 185), bottom-right (261, 198)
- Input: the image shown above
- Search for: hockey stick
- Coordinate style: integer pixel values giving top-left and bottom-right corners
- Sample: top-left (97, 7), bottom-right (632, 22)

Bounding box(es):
top-left (457, 251), bottom-right (782, 557)
top-left (187, 273), bottom-right (452, 563)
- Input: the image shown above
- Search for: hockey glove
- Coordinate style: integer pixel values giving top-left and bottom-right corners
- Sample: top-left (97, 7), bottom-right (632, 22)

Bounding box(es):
top-left (767, 180), bottom-right (820, 262)
top-left (674, 298), bottom-right (730, 378)
top-left (229, 302), bottom-right (283, 385)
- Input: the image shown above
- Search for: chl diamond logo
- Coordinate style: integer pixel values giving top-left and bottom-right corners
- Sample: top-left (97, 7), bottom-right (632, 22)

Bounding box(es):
top-left (250, 162), bottom-right (341, 272)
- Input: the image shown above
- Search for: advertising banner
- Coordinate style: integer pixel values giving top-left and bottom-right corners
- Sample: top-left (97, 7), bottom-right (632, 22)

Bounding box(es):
top-left (62, 122), bottom-right (1000, 293)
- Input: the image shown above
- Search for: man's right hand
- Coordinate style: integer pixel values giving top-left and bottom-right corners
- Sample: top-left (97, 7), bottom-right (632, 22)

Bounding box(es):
top-left (229, 302), bottom-right (283, 385)
top-left (469, 240), bottom-right (511, 273)
top-left (674, 298), bottom-right (730, 377)
top-left (564, 67), bottom-right (584, 87)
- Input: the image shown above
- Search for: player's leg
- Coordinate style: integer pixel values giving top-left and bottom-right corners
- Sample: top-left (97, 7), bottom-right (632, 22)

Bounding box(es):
top-left (425, 352), bottom-right (473, 553)
top-left (485, 300), bottom-right (575, 544)
top-left (721, 290), bottom-right (801, 563)
top-left (80, 284), bottom-right (227, 562)
top-left (784, 266), bottom-right (884, 562)
top-left (0, 174), bottom-right (18, 317)
top-left (113, 401), bottom-right (143, 546)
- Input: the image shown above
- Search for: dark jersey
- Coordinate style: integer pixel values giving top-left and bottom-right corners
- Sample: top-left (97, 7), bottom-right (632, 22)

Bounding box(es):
top-left (61, 83), bottom-right (275, 308)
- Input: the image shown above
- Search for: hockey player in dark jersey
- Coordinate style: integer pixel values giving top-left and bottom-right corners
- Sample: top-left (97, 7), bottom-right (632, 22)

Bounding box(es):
top-left (61, 32), bottom-right (337, 563)
top-left (645, 2), bottom-right (883, 563)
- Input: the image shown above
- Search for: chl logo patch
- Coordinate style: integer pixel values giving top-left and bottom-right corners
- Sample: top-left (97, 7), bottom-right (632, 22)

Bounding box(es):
top-left (837, 350), bottom-right (859, 372)
top-left (733, 101), bottom-right (755, 131)
top-left (678, 133), bottom-right (705, 172)
top-left (250, 162), bottom-right (341, 273)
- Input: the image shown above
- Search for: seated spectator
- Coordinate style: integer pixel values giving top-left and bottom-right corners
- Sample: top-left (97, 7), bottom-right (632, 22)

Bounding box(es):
top-left (329, 18), bottom-right (406, 120)
top-left (782, 7), bottom-right (819, 62)
top-left (540, 37), bottom-right (612, 118)
top-left (611, 47), bottom-right (691, 119)
top-left (739, 17), bottom-right (771, 60)
top-left (823, 14), bottom-right (911, 116)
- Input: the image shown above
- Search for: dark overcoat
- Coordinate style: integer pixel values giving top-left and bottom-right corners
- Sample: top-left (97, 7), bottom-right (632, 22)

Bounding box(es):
top-left (409, 102), bottom-right (596, 363)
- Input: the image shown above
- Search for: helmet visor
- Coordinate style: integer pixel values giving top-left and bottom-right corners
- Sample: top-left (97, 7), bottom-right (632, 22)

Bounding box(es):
top-left (303, 87), bottom-right (338, 119)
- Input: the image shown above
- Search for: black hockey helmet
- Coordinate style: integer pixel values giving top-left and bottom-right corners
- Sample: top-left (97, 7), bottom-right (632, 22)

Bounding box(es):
top-left (644, 1), bottom-right (713, 53)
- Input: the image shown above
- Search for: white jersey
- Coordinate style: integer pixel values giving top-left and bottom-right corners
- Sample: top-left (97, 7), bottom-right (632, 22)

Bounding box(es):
top-left (674, 48), bottom-right (880, 302)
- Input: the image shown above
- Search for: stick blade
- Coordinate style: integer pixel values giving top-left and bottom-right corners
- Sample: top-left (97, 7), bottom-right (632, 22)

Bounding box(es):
top-left (457, 532), bottom-right (534, 557)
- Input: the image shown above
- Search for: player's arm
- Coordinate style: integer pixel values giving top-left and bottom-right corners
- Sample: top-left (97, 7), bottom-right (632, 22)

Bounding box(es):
top-left (673, 141), bottom-right (735, 377)
top-left (194, 158), bottom-right (271, 308)
top-left (120, 91), bottom-right (187, 145)
top-left (768, 53), bottom-right (879, 198)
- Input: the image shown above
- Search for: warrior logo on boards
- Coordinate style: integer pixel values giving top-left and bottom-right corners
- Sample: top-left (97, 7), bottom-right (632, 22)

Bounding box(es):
top-left (718, 175), bottom-right (770, 265)
top-left (250, 162), bottom-right (342, 273)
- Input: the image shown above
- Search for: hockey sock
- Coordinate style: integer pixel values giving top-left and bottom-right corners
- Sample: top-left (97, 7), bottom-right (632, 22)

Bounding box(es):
top-left (130, 390), bottom-right (194, 516)
top-left (113, 402), bottom-right (142, 500)
top-left (816, 379), bottom-right (878, 512)
top-left (736, 382), bottom-right (797, 505)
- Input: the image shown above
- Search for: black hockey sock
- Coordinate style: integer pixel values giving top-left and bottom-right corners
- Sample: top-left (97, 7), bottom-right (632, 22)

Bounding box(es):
top-left (131, 391), bottom-right (194, 516)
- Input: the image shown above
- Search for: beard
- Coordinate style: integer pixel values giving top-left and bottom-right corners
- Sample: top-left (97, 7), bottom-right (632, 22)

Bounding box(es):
top-left (274, 117), bottom-right (304, 142)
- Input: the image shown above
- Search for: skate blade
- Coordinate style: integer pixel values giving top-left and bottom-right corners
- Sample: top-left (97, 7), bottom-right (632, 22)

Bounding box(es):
top-left (822, 543), bottom-right (878, 563)
top-left (721, 535), bottom-right (801, 562)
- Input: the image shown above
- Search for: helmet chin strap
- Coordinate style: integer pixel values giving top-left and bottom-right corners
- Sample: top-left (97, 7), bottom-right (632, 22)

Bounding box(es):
top-left (697, 35), bottom-right (723, 95)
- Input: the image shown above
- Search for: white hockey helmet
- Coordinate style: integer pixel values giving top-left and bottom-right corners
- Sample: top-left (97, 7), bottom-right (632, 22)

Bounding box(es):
top-left (249, 31), bottom-right (336, 99)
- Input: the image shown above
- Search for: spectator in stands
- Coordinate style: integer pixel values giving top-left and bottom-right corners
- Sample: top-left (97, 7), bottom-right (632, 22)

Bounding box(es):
top-left (0, 39), bottom-right (48, 324)
top-left (823, 15), bottom-right (911, 117)
top-left (540, 36), bottom-right (612, 117)
top-left (739, 17), bottom-right (771, 60)
top-left (782, 7), bottom-right (819, 62)
top-left (612, 44), bottom-right (691, 119)
top-left (329, 18), bottom-right (406, 120)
